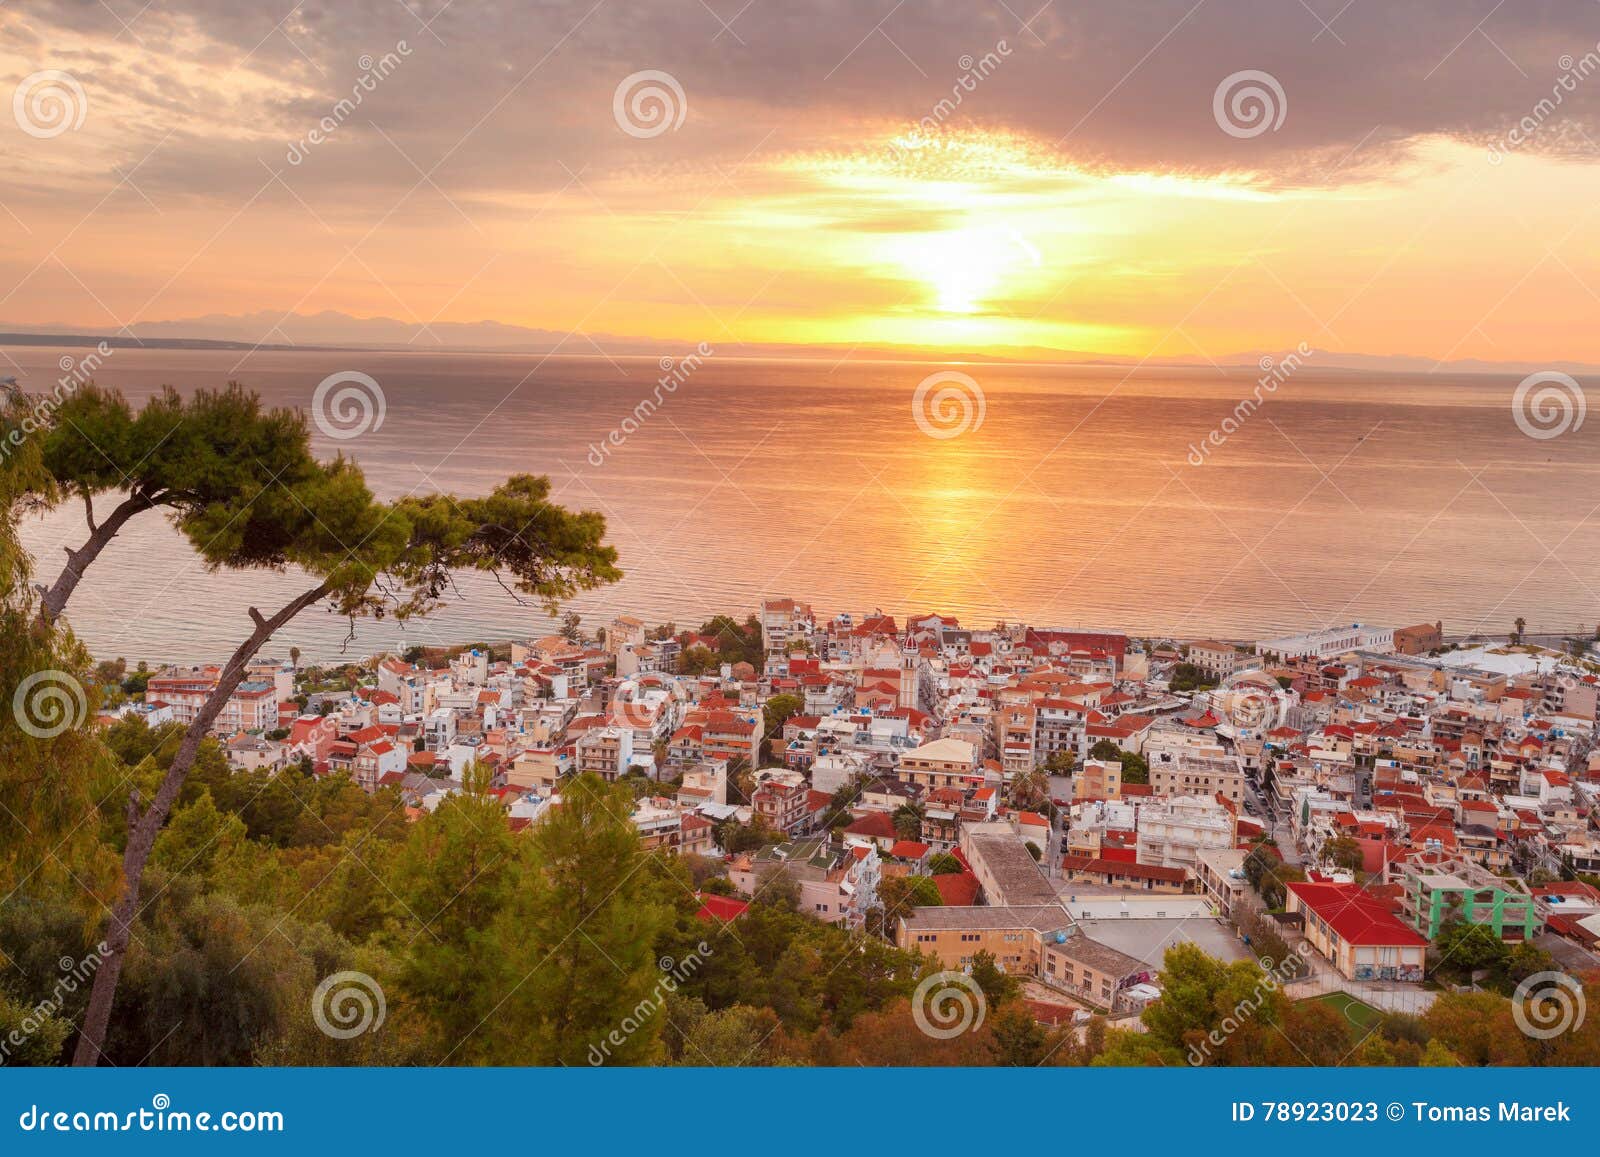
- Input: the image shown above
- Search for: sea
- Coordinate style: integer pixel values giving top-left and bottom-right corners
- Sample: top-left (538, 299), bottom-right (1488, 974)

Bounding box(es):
top-left (7, 344), bottom-right (1597, 664)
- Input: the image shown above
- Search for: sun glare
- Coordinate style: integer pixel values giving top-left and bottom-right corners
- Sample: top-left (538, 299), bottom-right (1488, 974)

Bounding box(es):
top-left (887, 224), bottom-right (1040, 314)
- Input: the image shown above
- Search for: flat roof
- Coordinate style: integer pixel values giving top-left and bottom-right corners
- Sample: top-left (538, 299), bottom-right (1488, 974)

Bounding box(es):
top-left (1062, 896), bottom-right (1215, 920)
top-left (1076, 916), bottom-right (1252, 967)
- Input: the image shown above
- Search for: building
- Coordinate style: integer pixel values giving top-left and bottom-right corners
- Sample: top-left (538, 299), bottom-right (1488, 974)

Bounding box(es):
top-left (1041, 932), bottom-right (1149, 1012)
top-left (760, 597), bottom-right (815, 668)
top-left (1194, 847), bottom-right (1250, 917)
top-left (1285, 880), bottom-right (1427, 981)
top-left (1059, 856), bottom-right (1188, 893)
top-left (897, 905), bottom-right (1076, 974)
top-left (225, 732), bottom-right (283, 773)
top-left (1134, 795), bottom-right (1234, 873)
top-left (899, 737), bottom-right (981, 791)
top-left (507, 746), bottom-right (570, 793)
top-left (677, 760), bottom-right (729, 808)
top-left (1258, 625), bottom-right (1394, 662)
top-left (699, 709), bottom-right (762, 769)
top-left (145, 667), bottom-right (281, 734)
top-left (997, 705), bottom-right (1037, 777)
top-left (1073, 758), bottom-right (1122, 800)
top-left (961, 823), bottom-right (1059, 906)
top-left (1145, 730), bottom-right (1245, 803)
top-left (353, 738), bottom-right (406, 792)
top-left (576, 725), bottom-right (634, 781)
top-left (729, 836), bottom-right (879, 928)
top-left (752, 769), bottom-right (810, 834)
top-left (607, 614), bottom-right (646, 654)
top-left (1185, 640), bottom-right (1253, 680)
top-left (1393, 621), bottom-right (1444, 656)
top-left (1396, 859), bottom-right (1542, 942)
top-left (630, 798), bottom-right (684, 853)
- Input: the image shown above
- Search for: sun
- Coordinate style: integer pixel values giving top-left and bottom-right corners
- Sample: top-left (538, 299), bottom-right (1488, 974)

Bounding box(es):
top-left (888, 223), bottom-right (1043, 314)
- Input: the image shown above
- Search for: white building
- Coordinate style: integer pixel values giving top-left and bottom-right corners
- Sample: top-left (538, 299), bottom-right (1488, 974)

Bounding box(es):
top-left (1257, 624), bottom-right (1393, 662)
top-left (1135, 795), bottom-right (1234, 873)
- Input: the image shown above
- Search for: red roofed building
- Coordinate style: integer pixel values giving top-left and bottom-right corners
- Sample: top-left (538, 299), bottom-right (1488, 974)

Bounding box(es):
top-left (1286, 880), bottom-right (1426, 981)
top-left (700, 709), bottom-right (761, 768)
top-left (695, 893), bottom-right (750, 923)
top-left (1059, 855), bottom-right (1187, 892)
top-left (888, 840), bottom-right (931, 865)
top-left (843, 810), bottom-right (899, 852)
top-left (932, 871), bottom-right (981, 906)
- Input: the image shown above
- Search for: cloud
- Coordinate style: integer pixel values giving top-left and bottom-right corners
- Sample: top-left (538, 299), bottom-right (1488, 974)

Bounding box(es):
top-left (8, 0), bottom-right (1600, 212)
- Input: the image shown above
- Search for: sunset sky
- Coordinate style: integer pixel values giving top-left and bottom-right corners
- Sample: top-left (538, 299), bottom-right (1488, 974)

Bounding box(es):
top-left (6, 0), bottom-right (1600, 363)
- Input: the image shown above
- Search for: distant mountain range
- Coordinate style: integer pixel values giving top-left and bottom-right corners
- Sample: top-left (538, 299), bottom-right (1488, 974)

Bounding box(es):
top-left (3, 311), bottom-right (1595, 376)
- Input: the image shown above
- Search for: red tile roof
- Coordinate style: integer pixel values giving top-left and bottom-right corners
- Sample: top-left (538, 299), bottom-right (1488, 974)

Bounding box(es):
top-left (1060, 855), bottom-right (1186, 883)
top-left (1287, 881), bottom-right (1428, 947)
top-left (844, 812), bottom-right (897, 839)
top-left (694, 893), bottom-right (750, 922)
top-left (932, 872), bottom-right (981, 906)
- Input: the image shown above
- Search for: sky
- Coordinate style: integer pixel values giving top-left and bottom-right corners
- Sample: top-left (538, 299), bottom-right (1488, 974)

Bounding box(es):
top-left (5, 0), bottom-right (1600, 363)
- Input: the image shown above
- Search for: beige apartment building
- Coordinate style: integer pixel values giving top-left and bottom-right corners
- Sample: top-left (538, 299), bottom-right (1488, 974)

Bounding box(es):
top-left (1073, 758), bottom-right (1122, 800)
top-left (1145, 729), bottom-right (1245, 803)
top-left (507, 746), bottom-right (569, 793)
top-left (145, 667), bottom-right (280, 734)
top-left (899, 737), bottom-right (980, 791)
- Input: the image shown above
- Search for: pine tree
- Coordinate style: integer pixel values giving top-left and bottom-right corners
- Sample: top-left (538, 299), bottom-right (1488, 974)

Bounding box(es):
top-left (497, 773), bottom-right (670, 1065)
top-left (390, 764), bottom-right (522, 1062)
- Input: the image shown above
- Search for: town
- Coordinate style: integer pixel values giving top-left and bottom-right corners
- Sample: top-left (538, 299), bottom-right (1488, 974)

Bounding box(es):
top-left (92, 602), bottom-right (1600, 1036)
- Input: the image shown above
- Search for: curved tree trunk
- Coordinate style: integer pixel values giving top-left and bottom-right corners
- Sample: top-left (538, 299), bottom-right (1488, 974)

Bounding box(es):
top-left (71, 581), bottom-right (329, 1066)
top-left (38, 492), bottom-right (156, 625)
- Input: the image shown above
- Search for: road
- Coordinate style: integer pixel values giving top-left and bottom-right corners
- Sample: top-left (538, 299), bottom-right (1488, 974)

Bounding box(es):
top-left (1245, 775), bottom-right (1301, 866)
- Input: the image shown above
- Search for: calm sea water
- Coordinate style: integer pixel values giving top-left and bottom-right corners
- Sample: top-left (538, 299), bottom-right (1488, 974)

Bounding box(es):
top-left (9, 345), bottom-right (1598, 663)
